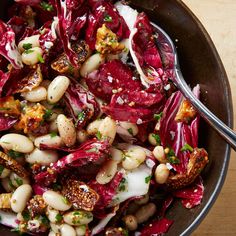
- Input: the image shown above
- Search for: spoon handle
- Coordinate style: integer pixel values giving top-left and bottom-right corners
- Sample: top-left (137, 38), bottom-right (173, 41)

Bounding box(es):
top-left (175, 68), bottom-right (236, 151)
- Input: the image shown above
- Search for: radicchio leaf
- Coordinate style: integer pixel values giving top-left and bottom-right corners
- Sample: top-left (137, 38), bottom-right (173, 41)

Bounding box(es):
top-left (0, 114), bottom-right (18, 131)
top-left (0, 20), bottom-right (23, 69)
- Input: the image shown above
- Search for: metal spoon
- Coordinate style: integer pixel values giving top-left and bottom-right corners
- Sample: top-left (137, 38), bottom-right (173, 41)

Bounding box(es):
top-left (151, 22), bottom-right (236, 151)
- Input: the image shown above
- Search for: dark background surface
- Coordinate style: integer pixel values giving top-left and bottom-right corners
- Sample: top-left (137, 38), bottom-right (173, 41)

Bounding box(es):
top-left (0, 0), bottom-right (233, 235)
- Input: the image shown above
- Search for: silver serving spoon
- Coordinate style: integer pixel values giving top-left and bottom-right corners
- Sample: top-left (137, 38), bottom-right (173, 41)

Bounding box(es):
top-left (151, 22), bottom-right (236, 151)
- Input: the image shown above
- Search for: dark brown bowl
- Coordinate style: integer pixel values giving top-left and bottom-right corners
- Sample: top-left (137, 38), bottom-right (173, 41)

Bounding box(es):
top-left (0, 0), bottom-right (233, 235)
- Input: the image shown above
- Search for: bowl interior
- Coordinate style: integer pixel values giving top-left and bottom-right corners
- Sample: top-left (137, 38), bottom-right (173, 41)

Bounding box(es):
top-left (0, 0), bottom-right (233, 235)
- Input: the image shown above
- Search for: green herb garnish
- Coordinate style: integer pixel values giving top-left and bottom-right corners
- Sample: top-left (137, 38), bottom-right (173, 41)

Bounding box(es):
top-left (61, 197), bottom-right (69, 205)
top-left (15, 178), bottom-right (23, 186)
top-left (40, 1), bottom-right (54, 11)
top-left (127, 128), bottom-right (133, 135)
top-left (22, 211), bottom-right (30, 221)
top-left (166, 148), bottom-right (180, 164)
top-left (118, 178), bottom-right (127, 192)
top-left (37, 53), bottom-right (45, 63)
top-left (95, 131), bottom-right (102, 140)
top-left (24, 49), bottom-right (34, 54)
top-left (154, 112), bottom-right (163, 121)
top-left (41, 215), bottom-right (49, 225)
top-left (22, 43), bottom-right (32, 50)
top-left (145, 175), bottom-right (152, 184)
top-left (9, 179), bottom-right (15, 189)
top-left (181, 143), bottom-right (194, 152)
top-left (55, 213), bottom-right (63, 223)
top-left (75, 111), bottom-right (86, 126)
top-left (43, 109), bottom-right (53, 120)
top-left (8, 150), bottom-right (24, 159)
top-left (152, 133), bottom-right (161, 145)
top-left (104, 15), bottom-right (113, 22)
top-left (52, 183), bottom-right (62, 191)
top-left (50, 132), bottom-right (57, 138)
top-left (0, 107), bottom-right (11, 111)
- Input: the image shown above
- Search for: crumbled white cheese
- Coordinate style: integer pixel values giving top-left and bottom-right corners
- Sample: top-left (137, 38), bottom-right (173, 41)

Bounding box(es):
top-left (136, 118), bottom-right (143, 125)
top-left (117, 96), bottom-right (125, 105)
top-left (164, 84), bottom-right (171, 91)
top-left (107, 76), bottom-right (113, 83)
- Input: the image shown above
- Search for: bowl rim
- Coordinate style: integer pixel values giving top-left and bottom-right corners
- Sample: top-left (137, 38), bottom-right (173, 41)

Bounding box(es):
top-left (175, 0), bottom-right (233, 235)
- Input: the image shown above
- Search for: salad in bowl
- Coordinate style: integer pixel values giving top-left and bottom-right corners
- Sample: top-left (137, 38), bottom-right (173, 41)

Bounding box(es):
top-left (0, 0), bottom-right (209, 235)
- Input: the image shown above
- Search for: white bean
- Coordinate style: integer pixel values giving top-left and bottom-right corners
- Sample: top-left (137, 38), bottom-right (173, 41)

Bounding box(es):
top-left (122, 147), bottom-right (146, 170)
top-left (0, 133), bottom-right (34, 153)
top-left (96, 160), bottom-right (118, 184)
top-left (10, 184), bottom-right (32, 213)
top-left (34, 134), bottom-right (63, 148)
top-left (148, 133), bottom-right (159, 146)
top-left (47, 76), bottom-right (70, 104)
top-left (49, 120), bottom-right (58, 133)
top-left (80, 53), bottom-right (105, 77)
top-left (43, 190), bottom-right (72, 211)
top-left (98, 117), bottom-right (117, 144)
top-left (154, 164), bottom-right (170, 184)
top-left (48, 231), bottom-right (56, 236)
top-left (1, 177), bottom-right (15, 192)
top-left (77, 130), bottom-right (88, 143)
top-left (60, 224), bottom-right (76, 236)
top-left (0, 168), bottom-right (10, 178)
top-left (75, 225), bottom-right (86, 236)
top-left (153, 146), bottom-right (166, 163)
top-left (86, 119), bottom-right (103, 135)
top-left (134, 203), bottom-right (156, 224)
top-left (119, 122), bottom-right (139, 136)
top-left (22, 47), bottom-right (43, 66)
top-left (123, 215), bottom-right (138, 231)
top-left (26, 148), bottom-right (58, 166)
top-left (57, 114), bottom-right (76, 147)
top-left (63, 211), bottom-right (93, 226)
top-left (16, 212), bottom-right (24, 221)
top-left (10, 172), bottom-right (30, 187)
top-left (50, 223), bottom-right (60, 234)
top-left (18, 35), bottom-right (40, 53)
top-left (21, 86), bottom-right (47, 102)
top-left (110, 147), bottom-right (123, 163)
top-left (46, 206), bottom-right (60, 223)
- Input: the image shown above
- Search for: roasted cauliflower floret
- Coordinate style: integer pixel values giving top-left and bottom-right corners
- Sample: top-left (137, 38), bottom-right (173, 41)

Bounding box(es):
top-left (0, 193), bottom-right (12, 209)
top-left (0, 96), bottom-right (21, 116)
top-left (96, 24), bottom-right (125, 55)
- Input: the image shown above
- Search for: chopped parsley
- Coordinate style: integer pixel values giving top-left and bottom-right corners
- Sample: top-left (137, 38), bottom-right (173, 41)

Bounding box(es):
top-left (22, 43), bottom-right (32, 50)
top-left (50, 132), bottom-right (57, 138)
top-left (0, 165), bottom-right (4, 176)
top-left (152, 133), bottom-right (161, 145)
top-left (37, 53), bottom-right (45, 63)
top-left (145, 175), bottom-right (152, 184)
top-left (154, 112), bottom-right (163, 121)
top-left (104, 15), bottom-right (113, 22)
top-left (52, 183), bottom-right (62, 191)
top-left (8, 150), bottom-right (24, 159)
top-left (9, 179), bottom-right (15, 189)
top-left (118, 178), bottom-right (127, 192)
top-left (24, 49), bottom-right (34, 54)
top-left (15, 178), bottom-right (23, 186)
top-left (41, 215), bottom-right (49, 225)
top-left (40, 1), bottom-right (54, 11)
top-left (95, 131), bottom-right (102, 140)
top-left (181, 143), bottom-right (194, 152)
top-left (43, 109), bottom-right (53, 120)
top-left (166, 148), bottom-right (180, 164)
top-left (55, 213), bottom-right (63, 223)
top-left (75, 111), bottom-right (86, 126)
top-left (22, 211), bottom-right (30, 221)
top-left (127, 128), bottom-right (133, 135)
top-left (61, 196), bottom-right (69, 205)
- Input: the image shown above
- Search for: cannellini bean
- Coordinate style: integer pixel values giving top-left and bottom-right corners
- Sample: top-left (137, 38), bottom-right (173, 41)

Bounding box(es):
top-left (86, 119), bottom-right (103, 135)
top-left (148, 133), bottom-right (159, 146)
top-left (26, 148), bottom-right (58, 166)
top-left (17, 212), bottom-right (24, 221)
top-left (75, 225), bottom-right (86, 236)
top-left (1, 177), bottom-right (15, 192)
top-left (80, 53), bottom-right (105, 77)
top-left (10, 184), bottom-right (32, 213)
top-left (10, 172), bottom-right (30, 187)
top-left (154, 164), bottom-right (170, 184)
top-left (98, 117), bottom-right (117, 144)
top-left (119, 122), bottom-right (139, 136)
top-left (63, 211), bottom-right (93, 226)
top-left (18, 35), bottom-right (40, 53)
top-left (96, 160), bottom-right (118, 184)
top-left (21, 86), bottom-right (47, 102)
top-left (0, 168), bottom-right (10, 178)
top-left (0, 133), bottom-right (34, 153)
top-left (77, 130), bottom-right (88, 143)
top-left (34, 134), bottom-right (63, 149)
top-left (46, 206), bottom-right (60, 223)
top-left (110, 147), bottom-right (123, 163)
top-left (153, 146), bottom-right (166, 163)
top-left (47, 76), bottom-right (70, 104)
top-left (49, 120), bottom-right (58, 133)
top-left (22, 47), bottom-right (43, 66)
top-left (122, 147), bottom-right (146, 170)
top-left (50, 223), bottom-right (60, 234)
top-left (48, 231), bottom-right (56, 236)
top-left (57, 114), bottom-right (76, 147)
top-left (123, 215), bottom-right (138, 231)
top-left (43, 190), bottom-right (72, 211)
top-left (134, 193), bottom-right (149, 205)
top-left (60, 224), bottom-right (76, 236)
top-left (134, 203), bottom-right (156, 224)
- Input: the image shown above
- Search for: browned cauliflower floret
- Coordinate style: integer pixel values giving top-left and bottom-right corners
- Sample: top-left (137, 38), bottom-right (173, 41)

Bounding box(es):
top-left (175, 99), bottom-right (197, 123)
top-left (95, 24), bottom-right (125, 55)
top-left (0, 96), bottom-right (21, 116)
top-left (0, 193), bottom-right (12, 209)
top-left (27, 195), bottom-right (47, 218)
